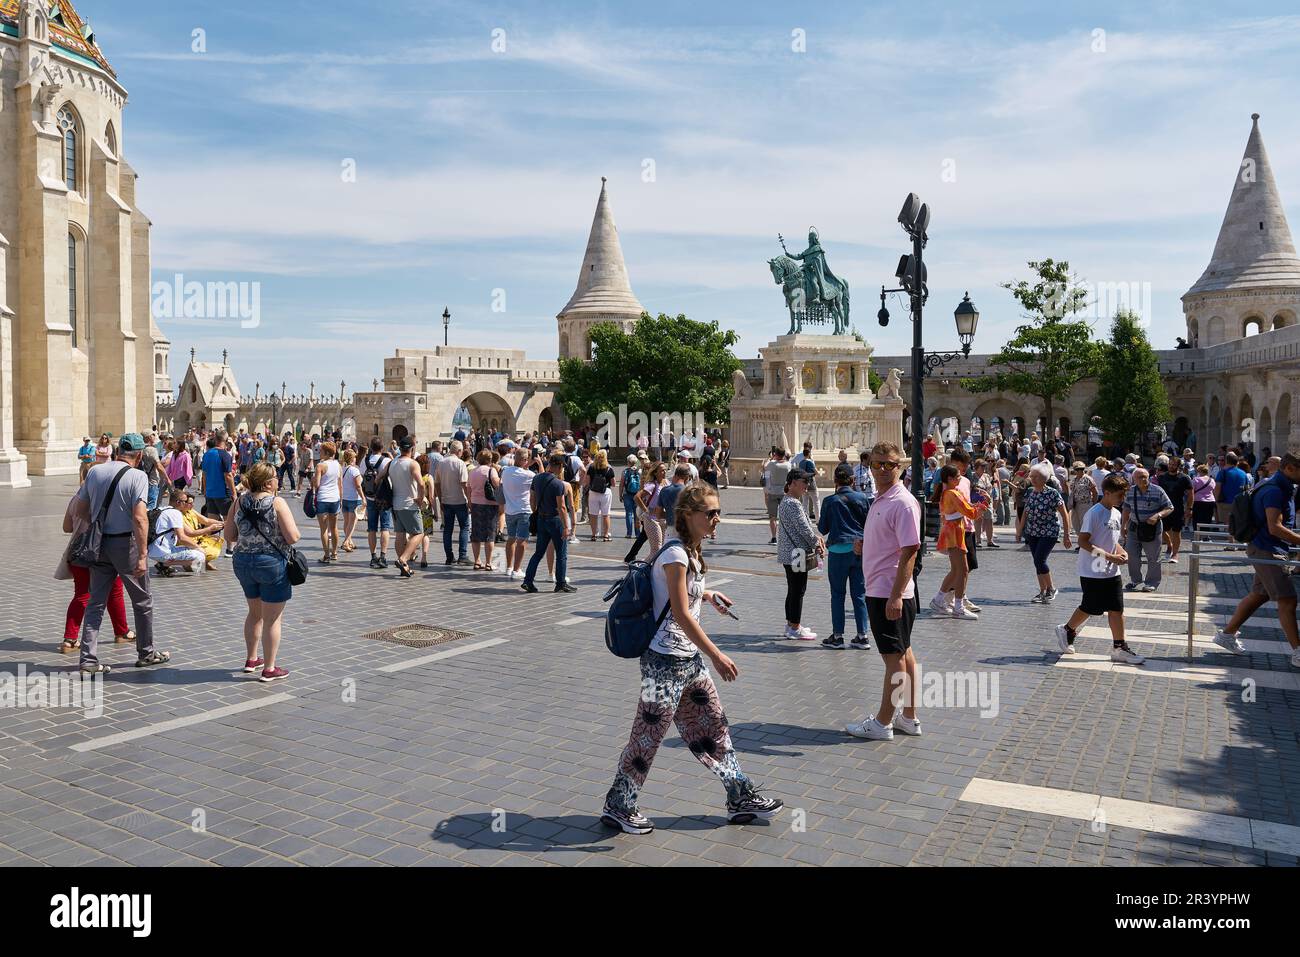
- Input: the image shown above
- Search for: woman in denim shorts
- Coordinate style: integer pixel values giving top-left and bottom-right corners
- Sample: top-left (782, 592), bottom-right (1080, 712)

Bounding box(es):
top-left (225, 463), bottom-right (301, 682)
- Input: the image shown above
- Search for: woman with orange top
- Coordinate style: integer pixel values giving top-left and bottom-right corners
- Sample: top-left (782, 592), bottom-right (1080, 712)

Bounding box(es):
top-left (931, 465), bottom-right (986, 620)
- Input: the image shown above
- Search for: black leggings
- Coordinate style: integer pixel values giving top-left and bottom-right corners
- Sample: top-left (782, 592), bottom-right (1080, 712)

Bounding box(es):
top-left (784, 564), bottom-right (808, 623)
top-left (623, 528), bottom-right (647, 564)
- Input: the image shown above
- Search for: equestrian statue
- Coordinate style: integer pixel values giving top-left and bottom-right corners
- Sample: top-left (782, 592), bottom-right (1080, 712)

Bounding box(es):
top-left (768, 227), bottom-right (851, 335)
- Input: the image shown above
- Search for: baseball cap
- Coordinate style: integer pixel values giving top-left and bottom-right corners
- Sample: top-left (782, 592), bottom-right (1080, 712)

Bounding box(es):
top-left (118, 433), bottom-right (146, 452)
top-left (833, 463), bottom-right (853, 484)
top-left (398, 437), bottom-right (416, 450)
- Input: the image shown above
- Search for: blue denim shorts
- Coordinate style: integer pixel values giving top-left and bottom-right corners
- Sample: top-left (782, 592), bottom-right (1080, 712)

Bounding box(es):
top-left (506, 512), bottom-right (531, 540)
top-left (366, 501), bottom-right (393, 530)
top-left (315, 499), bottom-right (341, 515)
top-left (340, 499), bottom-right (361, 513)
top-left (233, 552), bottom-right (292, 603)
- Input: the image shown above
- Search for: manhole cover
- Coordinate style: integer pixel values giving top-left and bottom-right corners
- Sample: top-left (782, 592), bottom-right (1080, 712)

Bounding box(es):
top-left (362, 624), bottom-right (471, 649)
top-left (731, 549), bottom-right (775, 559)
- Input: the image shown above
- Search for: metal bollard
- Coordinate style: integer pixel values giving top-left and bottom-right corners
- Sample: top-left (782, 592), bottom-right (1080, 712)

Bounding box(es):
top-left (1186, 531), bottom-right (1200, 663)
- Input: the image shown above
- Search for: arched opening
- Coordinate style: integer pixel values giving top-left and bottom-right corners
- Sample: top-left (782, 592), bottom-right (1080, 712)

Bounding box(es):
top-left (901, 408), bottom-right (911, 444)
top-left (1278, 393), bottom-right (1293, 454)
top-left (928, 408), bottom-right (961, 448)
top-left (1237, 394), bottom-right (1254, 458)
top-left (189, 384), bottom-right (197, 403)
top-left (67, 231), bottom-right (80, 348)
top-left (538, 407), bottom-right (555, 434)
top-left (1243, 316), bottom-right (1265, 338)
top-left (1011, 417), bottom-right (1026, 440)
top-left (458, 391), bottom-right (514, 437)
top-left (969, 415), bottom-right (983, 444)
top-left (223, 414), bottom-right (236, 434)
top-left (1259, 406), bottom-right (1273, 459)
top-left (154, 353), bottom-right (164, 375)
top-left (104, 121), bottom-right (117, 155)
top-left (1173, 416), bottom-right (1190, 449)
top-left (1208, 396), bottom-right (1221, 453)
top-left (1187, 316), bottom-right (1199, 347)
top-left (1058, 417), bottom-right (1071, 443)
top-left (1206, 316), bottom-right (1225, 346)
top-left (392, 424), bottom-right (408, 442)
top-left (1274, 310), bottom-right (1297, 332)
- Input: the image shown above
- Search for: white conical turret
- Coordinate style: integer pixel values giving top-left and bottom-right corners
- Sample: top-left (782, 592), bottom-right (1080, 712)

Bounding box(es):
top-left (1187, 114), bottom-right (1300, 295)
top-left (556, 178), bottom-right (645, 360)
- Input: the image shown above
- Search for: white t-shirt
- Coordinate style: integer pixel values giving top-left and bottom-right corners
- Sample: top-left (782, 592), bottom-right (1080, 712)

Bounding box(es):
top-left (649, 541), bottom-right (703, 658)
top-left (341, 465), bottom-right (362, 502)
top-left (500, 466), bottom-right (535, 515)
top-left (1077, 503), bottom-right (1122, 579)
top-left (149, 507), bottom-right (185, 559)
top-left (1089, 466), bottom-right (1109, 494)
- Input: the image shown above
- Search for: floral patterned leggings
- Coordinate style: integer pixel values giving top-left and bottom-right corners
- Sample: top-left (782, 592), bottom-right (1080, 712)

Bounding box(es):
top-left (605, 650), bottom-right (753, 814)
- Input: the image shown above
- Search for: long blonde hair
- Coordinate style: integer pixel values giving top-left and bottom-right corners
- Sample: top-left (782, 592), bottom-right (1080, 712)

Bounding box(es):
top-left (672, 484), bottom-right (714, 575)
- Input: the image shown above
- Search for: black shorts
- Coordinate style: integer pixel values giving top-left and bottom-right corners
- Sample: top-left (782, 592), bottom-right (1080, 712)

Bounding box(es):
top-left (1165, 512), bottom-right (1184, 533)
top-left (866, 595), bottom-right (917, 655)
top-left (964, 531), bottom-right (978, 570)
top-left (203, 497), bottom-right (230, 519)
top-left (1078, 575), bottom-right (1123, 615)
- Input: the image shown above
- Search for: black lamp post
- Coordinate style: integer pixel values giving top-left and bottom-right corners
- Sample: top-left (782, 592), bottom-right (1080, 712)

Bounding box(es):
top-left (877, 194), bottom-right (979, 540)
top-left (442, 307), bottom-right (451, 346)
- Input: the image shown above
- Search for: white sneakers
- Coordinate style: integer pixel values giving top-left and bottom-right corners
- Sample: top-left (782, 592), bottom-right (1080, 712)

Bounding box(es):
top-left (846, 716), bottom-right (893, 740)
top-left (951, 605), bottom-right (979, 621)
top-left (1212, 629), bottom-right (1247, 655)
top-left (846, 713), bottom-right (920, 740)
top-left (963, 597), bottom-right (982, 613)
top-left (929, 594), bottom-right (953, 615)
top-left (1054, 624), bottom-right (1075, 654)
top-left (1110, 644), bottom-right (1146, 665)
top-left (784, 625), bottom-right (817, 641)
top-left (932, 593), bottom-right (980, 619)
top-left (892, 713), bottom-right (923, 736)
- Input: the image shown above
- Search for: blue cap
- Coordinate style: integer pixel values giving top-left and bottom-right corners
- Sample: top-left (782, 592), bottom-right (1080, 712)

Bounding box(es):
top-left (118, 433), bottom-right (147, 452)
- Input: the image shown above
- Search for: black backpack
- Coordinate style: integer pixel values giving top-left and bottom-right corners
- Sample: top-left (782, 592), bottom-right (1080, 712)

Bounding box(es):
top-left (363, 453), bottom-right (390, 501)
top-left (1230, 482), bottom-right (1262, 544)
top-left (563, 455), bottom-right (578, 483)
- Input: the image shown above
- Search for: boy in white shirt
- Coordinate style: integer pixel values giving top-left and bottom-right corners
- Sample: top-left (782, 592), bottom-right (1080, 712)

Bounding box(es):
top-left (1054, 473), bottom-right (1145, 664)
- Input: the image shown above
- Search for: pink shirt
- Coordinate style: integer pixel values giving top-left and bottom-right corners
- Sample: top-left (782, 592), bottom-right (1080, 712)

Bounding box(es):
top-left (1192, 475), bottom-right (1216, 503)
top-left (861, 481), bottom-right (922, 599)
top-left (468, 465), bottom-right (496, 506)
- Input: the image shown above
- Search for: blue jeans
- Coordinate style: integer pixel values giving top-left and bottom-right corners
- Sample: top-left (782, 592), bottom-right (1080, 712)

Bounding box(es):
top-left (524, 515), bottom-right (567, 586)
top-left (622, 495), bottom-right (637, 536)
top-left (442, 503), bottom-right (469, 561)
top-left (827, 548), bottom-right (867, 636)
top-left (233, 552), bottom-right (292, 604)
top-left (147, 484), bottom-right (160, 510)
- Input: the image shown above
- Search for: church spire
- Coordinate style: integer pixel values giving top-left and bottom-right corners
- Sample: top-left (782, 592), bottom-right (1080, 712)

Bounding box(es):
top-left (1187, 113), bottom-right (1300, 295)
top-left (559, 177), bottom-right (644, 320)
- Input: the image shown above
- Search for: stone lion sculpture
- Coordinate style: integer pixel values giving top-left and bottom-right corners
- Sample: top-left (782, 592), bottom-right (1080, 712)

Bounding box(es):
top-left (782, 365), bottom-right (797, 399)
top-left (878, 367), bottom-right (903, 400)
top-left (732, 368), bottom-right (753, 399)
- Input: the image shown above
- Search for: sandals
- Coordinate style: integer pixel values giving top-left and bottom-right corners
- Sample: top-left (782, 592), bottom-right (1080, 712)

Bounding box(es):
top-left (395, 560), bottom-right (412, 578)
top-left (341, 541), bottom-right (355, 553)
top-left (114, 630), bottom-right (136, 645)
top-left (80, 663), bottom-right (111, 676)
top-left (60, 638), bottom-right (79, 654)
top-left (473, 562), bottom-right (484, 570)
top-left (135, 650), bottom-right (171, 668)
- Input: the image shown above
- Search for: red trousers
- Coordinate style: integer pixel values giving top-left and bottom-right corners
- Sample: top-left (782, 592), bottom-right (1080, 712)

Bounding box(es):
top-left (64, 562), bottom-right (129, 642)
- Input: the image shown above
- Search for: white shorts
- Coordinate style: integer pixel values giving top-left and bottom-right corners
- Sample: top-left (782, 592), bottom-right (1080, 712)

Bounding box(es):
top-left (587, 489), bottom-right (613, 516)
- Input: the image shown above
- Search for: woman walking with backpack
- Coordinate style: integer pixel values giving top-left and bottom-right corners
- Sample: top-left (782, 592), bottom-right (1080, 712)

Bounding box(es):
top-left (601, 484), bottom-right (784, 835)
top-left (618, 454), bottom-right (641, 539)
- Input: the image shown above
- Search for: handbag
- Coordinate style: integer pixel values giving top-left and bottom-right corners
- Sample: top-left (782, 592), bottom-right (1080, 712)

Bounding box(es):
top-left (483, 467), bottom-right (496, 503)
top-left (241, 500), bottom-right (308, 586)
top-left (1132, 493), bottom-right (1158, 542)
top-left (68, 465), bottom-right (129, 568)
top-left (302, 488), bottom-right (317, 518)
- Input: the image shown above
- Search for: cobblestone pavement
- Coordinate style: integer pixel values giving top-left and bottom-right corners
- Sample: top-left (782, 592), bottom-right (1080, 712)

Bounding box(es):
top-left (1, 477), bottom-right (1296, 866)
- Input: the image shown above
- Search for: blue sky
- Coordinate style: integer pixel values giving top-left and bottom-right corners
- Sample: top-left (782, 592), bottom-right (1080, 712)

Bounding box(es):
top-left (78, 0), bottom-right (1300, 394)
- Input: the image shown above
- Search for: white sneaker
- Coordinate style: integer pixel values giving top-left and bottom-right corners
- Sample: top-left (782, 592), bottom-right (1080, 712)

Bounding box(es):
top-left (1167, 556), bottom-right (1178, 565)
top-left (1212, 629), bottom-right (1246, 655)
top-left (1054, 624), bottom-right (1071, 654)
top-left (1290, 648), bottom-right (1300, 670)
top-left (950, 605), bottom-right (979, 621)
top-left (963, 597), bottom-right (982, 613)
top-left (929, 594), bottom-right (954, 614)
top-left (1043, 588), bottom-right (1059, 603)
top-left (845, 716), bottom-right (894, 740)
top-left (892, 713), bottom-right (922, 736)
top-left (1137, 584), bottom-right (1156, 593)
top-left (1110, 644), bottom-right (1146, 665)
top-left (793, 626), bottom-right (817, 641)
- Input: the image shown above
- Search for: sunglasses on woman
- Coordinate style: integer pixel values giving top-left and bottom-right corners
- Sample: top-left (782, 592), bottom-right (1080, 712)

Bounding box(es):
top-left (706, 508), bottom-right (723, 520)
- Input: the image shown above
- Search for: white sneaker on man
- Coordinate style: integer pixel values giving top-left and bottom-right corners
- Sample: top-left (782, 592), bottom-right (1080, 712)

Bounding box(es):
top-left (950, 605), bottom-right (979, 621)
top-left (929, 594), bottom-right (953, 614)
top-left (845, 716), bottom-right (894, 740)
top-left (962, 597), bottom-right (982, 613)
top-left (1212, 629), bottom-right (1246, 655)
top-left (1054, 624), bottom-right (1072, 654)
top-left (1110, 644), bottom-right (1146, 665)
top-left (892, 713), bottom-right (922, 736)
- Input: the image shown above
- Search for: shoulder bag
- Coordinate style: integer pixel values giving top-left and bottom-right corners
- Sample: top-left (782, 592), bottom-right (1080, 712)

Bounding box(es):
top-left (241, 499), bottom-right (309, 586)
top-left (68, 466), bottom-right (130, 568)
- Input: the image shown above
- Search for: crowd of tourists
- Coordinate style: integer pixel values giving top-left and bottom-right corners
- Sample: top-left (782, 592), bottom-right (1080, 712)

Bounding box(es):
top-left (57, 419), bottom-right (1300, 834)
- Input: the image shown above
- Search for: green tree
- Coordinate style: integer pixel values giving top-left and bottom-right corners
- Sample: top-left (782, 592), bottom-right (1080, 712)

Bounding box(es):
top-left (1091, 310), bottom-right (1170, 452)
top-left (961, 259), bottom-right (1101, 437)
top-left (557, 312), bottom-right (741, 434)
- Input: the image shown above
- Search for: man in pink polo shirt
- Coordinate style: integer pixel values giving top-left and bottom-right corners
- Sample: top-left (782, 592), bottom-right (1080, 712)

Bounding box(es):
top-left (847, 441), bottom-right (923, 742)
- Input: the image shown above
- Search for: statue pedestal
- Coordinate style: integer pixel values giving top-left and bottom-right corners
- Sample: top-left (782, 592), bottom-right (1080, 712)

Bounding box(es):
top-left (728, 333), bottom-right (904, 485)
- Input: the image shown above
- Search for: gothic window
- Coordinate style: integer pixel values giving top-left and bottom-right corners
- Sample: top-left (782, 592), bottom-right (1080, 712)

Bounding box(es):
top-left (57, 106), bottom-right (79, 192)
top-left (105, 122), bottom-right (117, 155)
top-left (67, 232), bottom-right (78, 347)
